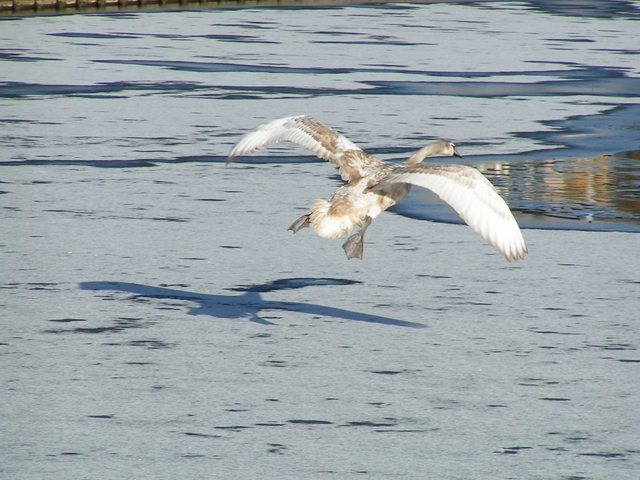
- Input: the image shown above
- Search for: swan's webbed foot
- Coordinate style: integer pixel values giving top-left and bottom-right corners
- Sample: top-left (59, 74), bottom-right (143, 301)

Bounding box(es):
top-left (342, 234), bottom-right (365, 260)
top-left (288, 214), bottom-right (311, 233)
top-left (341, 216), bottom-right (372, 260)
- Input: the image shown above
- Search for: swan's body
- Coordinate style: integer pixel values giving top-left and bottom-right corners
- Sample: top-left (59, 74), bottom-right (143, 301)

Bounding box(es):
top-left (227, 115), bottom-right (527, 261)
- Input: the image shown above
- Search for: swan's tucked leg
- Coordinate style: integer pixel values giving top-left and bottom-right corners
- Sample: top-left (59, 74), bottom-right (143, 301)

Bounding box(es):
top-left (288, 214), bottom-right (311, 233)
top-left (342, 216), bottom-right (372, 260)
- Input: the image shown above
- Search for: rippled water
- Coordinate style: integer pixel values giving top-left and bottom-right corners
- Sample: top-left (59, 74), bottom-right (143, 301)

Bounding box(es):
top-left (2, 4), bottom-right (640, 479)
top-left (1, 1), bottom-right (639, 230)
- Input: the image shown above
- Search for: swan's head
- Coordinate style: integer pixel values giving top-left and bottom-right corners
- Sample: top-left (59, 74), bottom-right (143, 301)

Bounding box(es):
top-left (442, 140), bottom-right (462, 158)
top-left (403, 140), bottom-right (462, 165)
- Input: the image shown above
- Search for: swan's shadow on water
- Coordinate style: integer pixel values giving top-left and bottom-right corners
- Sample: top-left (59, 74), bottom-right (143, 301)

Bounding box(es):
top-left (79, 278), bottom-right (424, 328)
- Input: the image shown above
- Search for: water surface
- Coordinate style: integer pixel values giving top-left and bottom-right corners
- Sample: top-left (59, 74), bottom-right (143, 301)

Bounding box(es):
top-left (1, 3), bottom-right (640, 479)
top-left (1, 0), bottom-right (639, 229)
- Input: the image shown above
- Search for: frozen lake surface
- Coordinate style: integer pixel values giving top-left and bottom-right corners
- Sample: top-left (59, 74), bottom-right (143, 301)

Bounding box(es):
top-left (1, 1), bottom-right (640, 478)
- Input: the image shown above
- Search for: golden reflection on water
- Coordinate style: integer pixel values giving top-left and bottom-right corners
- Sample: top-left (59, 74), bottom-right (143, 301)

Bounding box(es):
top-left (479, 150), bottom-right (640, 225)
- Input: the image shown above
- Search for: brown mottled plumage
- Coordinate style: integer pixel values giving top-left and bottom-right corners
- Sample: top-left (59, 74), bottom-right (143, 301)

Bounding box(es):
top-left (227, 115), bottom-right (527, 261)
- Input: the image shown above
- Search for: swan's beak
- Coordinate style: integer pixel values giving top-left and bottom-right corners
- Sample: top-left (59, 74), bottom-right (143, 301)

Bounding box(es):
top-left (453, 148), bottom-right (462, 158)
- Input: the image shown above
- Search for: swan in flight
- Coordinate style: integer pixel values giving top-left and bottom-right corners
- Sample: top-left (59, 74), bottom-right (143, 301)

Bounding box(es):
top-left (227, 115), bottom-right (527, 262)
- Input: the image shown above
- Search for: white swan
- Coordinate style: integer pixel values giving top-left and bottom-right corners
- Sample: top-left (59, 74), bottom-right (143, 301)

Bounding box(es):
top-left (227, 115), bottom-right (527, 261)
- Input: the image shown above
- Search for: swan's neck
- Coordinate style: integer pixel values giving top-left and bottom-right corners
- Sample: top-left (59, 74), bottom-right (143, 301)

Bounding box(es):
top-left (402, 142), bottom-right (446, 166)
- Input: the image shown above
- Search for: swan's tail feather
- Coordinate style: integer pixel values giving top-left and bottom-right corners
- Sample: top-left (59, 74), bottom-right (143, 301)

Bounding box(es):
top-left (309, 199), bottom-right (361, 239)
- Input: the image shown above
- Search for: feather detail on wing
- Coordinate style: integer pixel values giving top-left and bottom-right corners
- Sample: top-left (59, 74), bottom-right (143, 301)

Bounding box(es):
top-left (226, 115), bottom-right (384, 183)
top-left (371, 164), bottom-right (527, 262)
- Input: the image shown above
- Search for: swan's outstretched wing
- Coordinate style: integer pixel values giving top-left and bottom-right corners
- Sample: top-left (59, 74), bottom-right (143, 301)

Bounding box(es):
top-left (373, 164), bottom-right (527, 262)
top-left (227, 115), bottom-right (383, 183)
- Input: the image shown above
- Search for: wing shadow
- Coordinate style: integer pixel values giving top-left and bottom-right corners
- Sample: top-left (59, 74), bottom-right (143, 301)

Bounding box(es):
top-left (79, 278), bottom-right (424, 328)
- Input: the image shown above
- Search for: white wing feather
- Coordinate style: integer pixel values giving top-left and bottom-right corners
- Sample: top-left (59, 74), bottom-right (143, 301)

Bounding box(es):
top-left (375, 164), bottom-right (527, 262)
top-left (227, 115), bottom-right (362, 165)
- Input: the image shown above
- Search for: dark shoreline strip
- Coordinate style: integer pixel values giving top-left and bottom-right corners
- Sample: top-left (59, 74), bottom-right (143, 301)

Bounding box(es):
top-left (1, 0), bottom-right (462, 16)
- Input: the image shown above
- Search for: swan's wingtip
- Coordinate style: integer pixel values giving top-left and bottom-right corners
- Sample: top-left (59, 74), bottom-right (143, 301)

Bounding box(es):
top-left (504, 244), bottom-right (528, 262)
